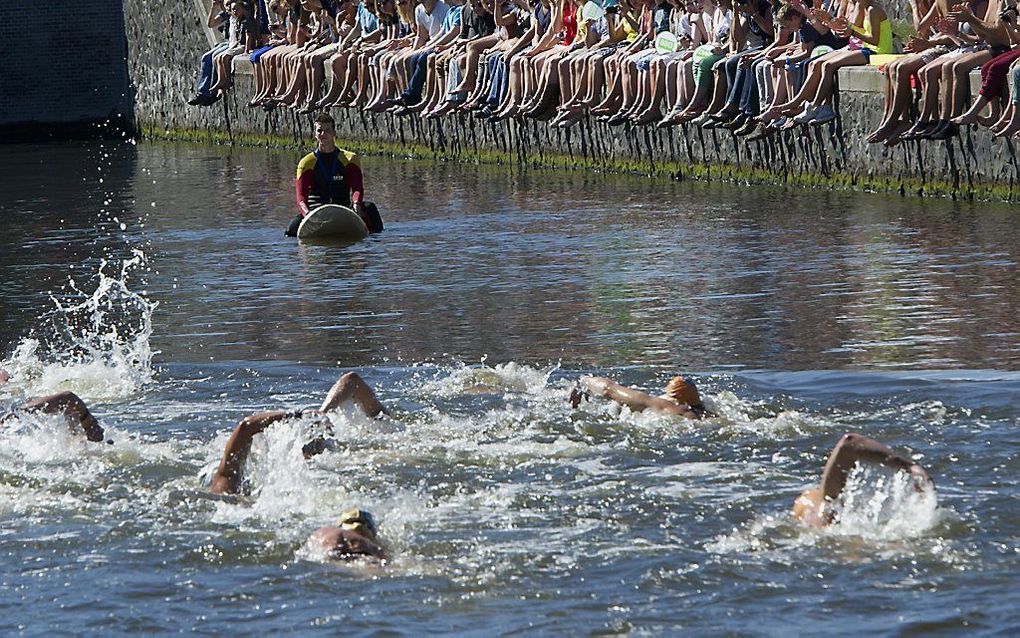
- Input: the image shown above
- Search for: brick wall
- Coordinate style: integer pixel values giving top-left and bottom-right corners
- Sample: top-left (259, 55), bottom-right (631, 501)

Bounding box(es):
top-left (0, 0), bottom-right (132, 130)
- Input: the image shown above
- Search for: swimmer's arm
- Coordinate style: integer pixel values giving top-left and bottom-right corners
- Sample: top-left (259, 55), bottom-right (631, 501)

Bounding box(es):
top-left (209, 410), bottom-right (293, 495)
top-left (318, 372), bottom-right (388, 417)
top-left (19, 391), bottom-right (105, 442)
top-left (819, 433), bottom-right (931, 503)
top-left (578, 377), bottom-right (689, 416)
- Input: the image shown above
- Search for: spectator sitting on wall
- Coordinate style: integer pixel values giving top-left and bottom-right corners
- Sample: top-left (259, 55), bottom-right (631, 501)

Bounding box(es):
top-left (189, 0), bottom-right (234, 105)
top-left (247, 1), bottom-right (292, 107)
top-left (207, 0), bottom-right (261, 99)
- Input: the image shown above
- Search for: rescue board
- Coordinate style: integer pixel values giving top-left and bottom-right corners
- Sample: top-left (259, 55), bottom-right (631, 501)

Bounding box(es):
top-left (297, 204), bottom-right (369, 241)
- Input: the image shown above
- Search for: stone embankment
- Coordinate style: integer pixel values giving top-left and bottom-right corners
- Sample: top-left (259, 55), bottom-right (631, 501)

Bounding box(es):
top-left (124, 0), bottom-right (1020, 200)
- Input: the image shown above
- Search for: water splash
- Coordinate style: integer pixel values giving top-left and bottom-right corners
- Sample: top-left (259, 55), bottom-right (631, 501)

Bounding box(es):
top-left (708, 465), bottom-right (945, 563)
top-left (1, 250), bottom-right (157, 401)
top-left (420, 360), bottom-right (558, 397)
top-left (828, 464), bottom-right (940, 540)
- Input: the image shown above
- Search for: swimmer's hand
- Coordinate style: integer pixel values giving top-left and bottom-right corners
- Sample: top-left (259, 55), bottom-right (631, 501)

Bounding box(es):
top-left (909, 464), bottom-right (934, 492)
top-left (569, 382), bottom-right (591, 409)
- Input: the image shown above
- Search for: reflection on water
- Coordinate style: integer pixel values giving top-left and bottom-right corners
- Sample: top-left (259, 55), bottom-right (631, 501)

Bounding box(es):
top-left (1, 142), bottom-right (1019, 634)
top-left (4, 143), bottom-right (1020, 370)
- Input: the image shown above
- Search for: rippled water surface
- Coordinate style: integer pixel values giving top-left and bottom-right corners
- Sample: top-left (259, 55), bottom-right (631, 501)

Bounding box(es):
top-left (1, 142), bottom-right (1019, 635)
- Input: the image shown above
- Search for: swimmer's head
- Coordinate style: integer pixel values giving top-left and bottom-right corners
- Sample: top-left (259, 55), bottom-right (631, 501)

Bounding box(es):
top-left (338, 508), bottom-right (378, 541)
top-left (302, 436), bottom-right (338, 459)
top-left (663, 376), bottom-right (702, 408)
top-left (0, 369), bottom-right (10, 385)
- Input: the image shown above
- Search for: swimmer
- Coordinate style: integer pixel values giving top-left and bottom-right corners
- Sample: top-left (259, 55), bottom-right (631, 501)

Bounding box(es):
top-left (209, 371), bottom-right (387, 495)
top-left (569, 375), bottom-right (711, 419)
top-left (793, 432), bottom-right (934, 528)
top-left (0, 389), bottom-right (106, 443)
top-left (306, 508), bottom-right (387, 561)
top-left (0, 369), bottom-right (10, 384)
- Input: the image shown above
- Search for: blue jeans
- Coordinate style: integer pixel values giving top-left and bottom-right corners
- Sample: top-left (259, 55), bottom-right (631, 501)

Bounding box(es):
top-left (195, 41), bottom-right (231, 97)
top-left (739, 57), bottom-right (769, 116)
top-left (723, 48), bottom-right (762, 110)
top-left (485, 52), bottom-right (508, 106)
top-left (401, 49), bottom-right (433, 105)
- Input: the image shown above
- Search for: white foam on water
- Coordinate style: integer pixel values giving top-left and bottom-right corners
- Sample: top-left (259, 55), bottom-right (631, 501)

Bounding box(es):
top-left (707, 466), bottom-right (954, 564)
top-left (420, 360), bottom-right (558, 397)
top-left (1, 250), bottom-right (157, 402)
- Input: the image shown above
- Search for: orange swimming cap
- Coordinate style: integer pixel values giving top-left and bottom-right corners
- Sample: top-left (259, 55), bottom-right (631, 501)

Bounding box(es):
top-left (665, 376), bottom-right (701, 407)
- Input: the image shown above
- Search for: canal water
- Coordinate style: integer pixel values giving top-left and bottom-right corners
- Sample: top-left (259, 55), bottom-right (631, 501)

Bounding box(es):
top-left (1, 141), bottom-right (1018, 634)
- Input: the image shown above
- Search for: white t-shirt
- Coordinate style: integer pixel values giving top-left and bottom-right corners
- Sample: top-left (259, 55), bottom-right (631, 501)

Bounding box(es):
top-left (415, 0), bottom-right (451, 40)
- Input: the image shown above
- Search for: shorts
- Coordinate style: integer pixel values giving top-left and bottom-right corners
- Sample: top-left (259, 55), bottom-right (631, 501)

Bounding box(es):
top-left (250, 44), bottom-right (277, 63)
top-left (919, 45), bottom-right (951, 64)
top-left (945, 43), bottom-right (988, 58)
top-left (630, 48), bottom-right (657, 71)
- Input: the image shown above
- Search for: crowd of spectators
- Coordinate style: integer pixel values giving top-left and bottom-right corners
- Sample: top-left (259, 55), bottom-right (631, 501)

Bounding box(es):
top-left (189, 0), bottom-right (1020, 143)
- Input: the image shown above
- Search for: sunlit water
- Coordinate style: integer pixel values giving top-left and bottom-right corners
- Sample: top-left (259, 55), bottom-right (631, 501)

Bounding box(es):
top-left (1, 142), bottom-right (1019, 634)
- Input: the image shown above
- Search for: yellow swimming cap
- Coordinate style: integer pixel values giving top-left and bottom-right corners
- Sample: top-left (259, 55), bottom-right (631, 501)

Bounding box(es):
top-left (337, 508), bottom-right (378, 539)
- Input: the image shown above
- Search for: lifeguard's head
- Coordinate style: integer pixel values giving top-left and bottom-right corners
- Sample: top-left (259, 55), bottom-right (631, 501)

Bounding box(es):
top-left (314, 112), bottom-right (337, 150)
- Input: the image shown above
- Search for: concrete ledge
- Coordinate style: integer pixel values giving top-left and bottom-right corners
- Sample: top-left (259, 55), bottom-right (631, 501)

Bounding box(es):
top-left (839, 63), bottom-right (986, 95)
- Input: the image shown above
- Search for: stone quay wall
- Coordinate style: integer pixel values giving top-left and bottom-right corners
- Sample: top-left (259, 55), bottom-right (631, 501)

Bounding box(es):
top-left (0, 0), bottom-right (131, 136)
top-left (123, 0), bottom-right (1020, 200)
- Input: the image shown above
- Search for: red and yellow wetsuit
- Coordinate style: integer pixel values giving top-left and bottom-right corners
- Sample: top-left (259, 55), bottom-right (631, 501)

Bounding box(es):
top-left (294, 148), bottom-right (365, 216)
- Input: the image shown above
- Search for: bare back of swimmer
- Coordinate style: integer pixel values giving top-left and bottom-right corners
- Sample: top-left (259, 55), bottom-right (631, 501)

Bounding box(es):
top-left (794, 432), bottom-right (934, 528)
top-left (209, 371), bottom-right (387, 495)
top-left (570, 375), bottom-right (711, 418)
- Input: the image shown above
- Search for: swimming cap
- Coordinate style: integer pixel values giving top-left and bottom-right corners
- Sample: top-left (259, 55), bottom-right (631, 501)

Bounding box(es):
top-left (664, 376), bottom-right (701, 407)
top-left (338, 508), bottom-right (378, 539)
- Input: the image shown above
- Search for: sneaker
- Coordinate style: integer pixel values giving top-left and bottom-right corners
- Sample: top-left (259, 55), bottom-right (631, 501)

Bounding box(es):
top-left (810, 104), bottom-right (836, 125)
top-left (557, 112), bottom-right (584, 129)
top-left (689, 112), bottom-right (713, 127)
top-left (792, 103), bottom-right (817, 125)
top-left (778, 117), bottom-right (800, 131)
top-left (734, 118), bottom-right (758, 136)
top-left (722, 113), bottom-right (749, 131)
top-left (745, 122), bottom-right (775, 141)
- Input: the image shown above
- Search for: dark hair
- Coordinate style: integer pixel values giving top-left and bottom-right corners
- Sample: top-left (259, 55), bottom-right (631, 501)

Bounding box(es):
top-left (776, 4), bottom-right (800, 20)
top-left (314, 112), bottom-right (336, 128)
